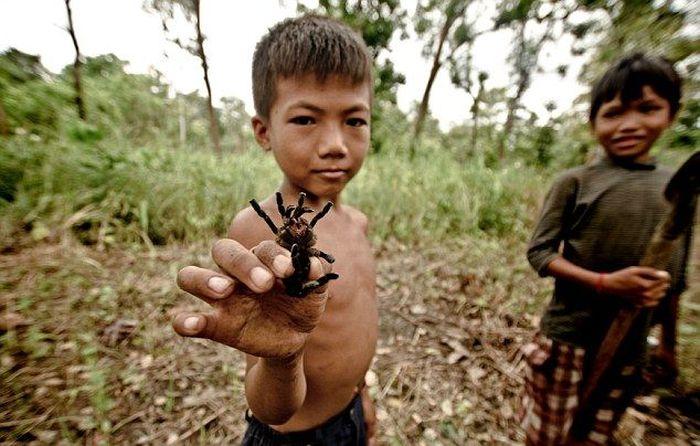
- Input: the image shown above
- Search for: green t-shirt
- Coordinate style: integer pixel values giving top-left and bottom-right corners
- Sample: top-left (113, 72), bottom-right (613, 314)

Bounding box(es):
top-left (527, 155), bottom-right (691, 362)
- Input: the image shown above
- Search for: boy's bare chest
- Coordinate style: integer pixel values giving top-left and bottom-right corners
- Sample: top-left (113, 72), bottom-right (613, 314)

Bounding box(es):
top-left (303, 224), bottom-right (378, 372)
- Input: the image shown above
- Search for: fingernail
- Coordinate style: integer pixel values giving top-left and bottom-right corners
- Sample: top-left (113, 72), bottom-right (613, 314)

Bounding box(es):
top-left (184, 316), bottom-right (200, 331)
top-left (273, 255), bottom-right (292, 275)
top-left (208, 276), bottom-right (232, 293)
top-left (251, 267), bottom-right (273, 289)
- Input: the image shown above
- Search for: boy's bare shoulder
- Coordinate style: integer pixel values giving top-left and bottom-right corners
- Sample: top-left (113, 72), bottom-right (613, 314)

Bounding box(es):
top-left (228, 200), bottom-right (277, 250)
top-left (341, 204), bottom-right (369, 235)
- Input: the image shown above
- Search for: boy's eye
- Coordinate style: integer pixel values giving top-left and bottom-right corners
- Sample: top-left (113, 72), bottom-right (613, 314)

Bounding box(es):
top-left (602, 109), bottom-right (621, 118)
top-left (347, 118), bottom-right (368, 127)
top-left (639, 104), bottom-right (661, 113)
top-left (290, 116), bottom-right (315, 125)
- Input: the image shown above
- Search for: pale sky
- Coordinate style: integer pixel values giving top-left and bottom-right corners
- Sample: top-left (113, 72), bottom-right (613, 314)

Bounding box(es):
top-left (0, 0), bottom-right (590, 130)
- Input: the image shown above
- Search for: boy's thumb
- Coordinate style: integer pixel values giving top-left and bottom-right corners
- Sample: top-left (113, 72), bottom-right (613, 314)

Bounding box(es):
top-left (636, 267), bottom-right (669, 280)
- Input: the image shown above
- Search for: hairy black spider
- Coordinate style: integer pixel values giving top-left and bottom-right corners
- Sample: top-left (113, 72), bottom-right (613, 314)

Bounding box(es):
top-left (249, 192), bottom-right (339, 297)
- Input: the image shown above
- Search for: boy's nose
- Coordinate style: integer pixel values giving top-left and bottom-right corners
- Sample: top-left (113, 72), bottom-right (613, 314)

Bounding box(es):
top-left (318, 125), bottom-right (348, 158)
top-left (617, 112), bottom-right (642, 132)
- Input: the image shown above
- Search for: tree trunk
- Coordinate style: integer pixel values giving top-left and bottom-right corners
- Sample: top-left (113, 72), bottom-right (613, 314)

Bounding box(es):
top-left (498, 22), bottom-right (526, 159)
top-left (411, 15), bottom-right (454, 158)
top-left (498, 20), bottom-right (551, 159)
top-left (470, 77), bottom-right (486, 155)
top-left (193, 0), bottom-right (222, 156)
top-left (178, 95), bottom-right (187, 149)
top-left (64, 0), bottom-right (86, 121)
top-left (0, 101), bottom-right (9, 135)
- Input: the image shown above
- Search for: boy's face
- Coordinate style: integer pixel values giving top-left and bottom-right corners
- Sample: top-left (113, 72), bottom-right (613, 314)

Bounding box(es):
top-left (593, 85), bottom-right (673, 162)
top-left (252, 73), bottom-right (371, 200)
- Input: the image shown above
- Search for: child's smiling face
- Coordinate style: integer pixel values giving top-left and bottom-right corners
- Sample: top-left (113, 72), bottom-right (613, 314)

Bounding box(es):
top-left (252, 73), bottom-right (371, 201)
top-left (593, 85), bottom-right (673, 163)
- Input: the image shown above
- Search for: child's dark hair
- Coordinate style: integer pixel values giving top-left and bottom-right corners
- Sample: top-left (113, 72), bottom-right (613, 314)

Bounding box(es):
top-left (589, 52), bottom-right (682, 122)
top-left (252, 14), bottom-right (372, 119)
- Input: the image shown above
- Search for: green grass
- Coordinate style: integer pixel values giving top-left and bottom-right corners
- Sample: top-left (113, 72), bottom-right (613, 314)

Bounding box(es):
top-left (0, 136), bottom-right (551, 247)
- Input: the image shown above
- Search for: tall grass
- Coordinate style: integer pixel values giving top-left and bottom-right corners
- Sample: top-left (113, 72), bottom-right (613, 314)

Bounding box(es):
top-left (0, 136), bottom-right (550, 246)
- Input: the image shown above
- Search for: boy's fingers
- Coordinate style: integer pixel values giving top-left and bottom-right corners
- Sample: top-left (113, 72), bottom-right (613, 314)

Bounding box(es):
top-left (212, 238), bottom-right (275, 293)
top-left (635, 267), bottom-right (670, 281)
top-left (177, 266), bottom-right (236, 301)
top-left (172, 312), bottom-right (218, 340)
top-left (633, 276), bottom-right (654, 290)
top-left (308, 256), bottom-right (333, 280)
top-left (252, 240), bottom-right (293, 278)
top-left (305, 257), bottom-right (335, 296)
top-left (647, 282), bottom-right (670, 298)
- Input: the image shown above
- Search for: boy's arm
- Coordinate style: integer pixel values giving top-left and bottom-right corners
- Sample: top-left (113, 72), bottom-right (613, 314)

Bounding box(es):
top-left (244, 353), bottom-right (306, 425)
top-left (544, 257), bottom-right (670, 307)
top-left (229, 209), bottom-right (307, 425)
top-left (526, 173), bottom-right (577, 276)
top-left (172, 206), bottom-right (332, 425)
top-left (528, 173), bottom-right (670, 306)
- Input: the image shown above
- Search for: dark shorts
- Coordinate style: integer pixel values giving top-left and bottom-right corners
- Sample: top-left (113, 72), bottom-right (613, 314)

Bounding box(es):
top-left (241, 394), bottom-right (366, 446)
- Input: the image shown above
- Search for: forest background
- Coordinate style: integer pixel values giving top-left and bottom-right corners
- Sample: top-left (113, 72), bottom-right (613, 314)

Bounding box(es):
top-left (0, 0), bottom-right (698, 444)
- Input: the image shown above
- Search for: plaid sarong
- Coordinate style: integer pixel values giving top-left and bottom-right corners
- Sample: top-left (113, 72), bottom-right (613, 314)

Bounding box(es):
top-left (519, 334), bottom-right (639, 445)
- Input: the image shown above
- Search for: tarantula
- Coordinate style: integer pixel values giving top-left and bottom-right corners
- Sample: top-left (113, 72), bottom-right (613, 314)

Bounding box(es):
top-left (249, 192), bottom-right (339, 297)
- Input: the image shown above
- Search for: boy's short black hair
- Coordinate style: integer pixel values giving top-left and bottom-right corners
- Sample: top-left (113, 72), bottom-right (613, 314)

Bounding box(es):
top-left (252, 14), bottom-right (372, 119)
top-left (589, 52), bottom-right (682, 122)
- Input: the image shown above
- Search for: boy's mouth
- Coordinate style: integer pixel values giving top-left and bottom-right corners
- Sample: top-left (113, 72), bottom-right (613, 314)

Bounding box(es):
top-left (313, 168), bottom-right (348, 180)
top-left (611, 135), bottom-right (646, 149)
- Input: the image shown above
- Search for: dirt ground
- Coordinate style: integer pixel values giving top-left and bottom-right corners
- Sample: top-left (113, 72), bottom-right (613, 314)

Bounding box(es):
top-left (1, 235), bottom-right (698, 445)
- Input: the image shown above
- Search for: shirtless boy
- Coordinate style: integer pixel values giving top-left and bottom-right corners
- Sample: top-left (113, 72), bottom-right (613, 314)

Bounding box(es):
top-left (172, 15), bottom-right (378, 445)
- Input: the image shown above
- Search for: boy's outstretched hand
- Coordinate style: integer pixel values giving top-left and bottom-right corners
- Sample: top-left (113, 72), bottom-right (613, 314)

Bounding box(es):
top-left (173, 238), bottom-right (332, 358)
top-left (602, 266), bottom-right (671, 307)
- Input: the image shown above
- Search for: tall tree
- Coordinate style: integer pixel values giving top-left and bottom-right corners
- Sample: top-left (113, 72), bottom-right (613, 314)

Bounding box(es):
top-left (447, 28), bottom-right (488, 156)
top-left (494, 0), bottom-right (576, 159)
top-left (64, 0), bottom-right (86, 121)
top-left (145, 0), bottom-right (222, 155)
top-left (469, 71), bottom-right (487, 152)
top-left (220, 96), bottom-right (252, 153)
top-left (571, 0), bottom-right (695, 83)
top-left (412, 0), bottom-right (484, 156)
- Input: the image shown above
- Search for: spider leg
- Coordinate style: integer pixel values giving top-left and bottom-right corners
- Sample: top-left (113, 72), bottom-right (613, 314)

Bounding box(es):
top-left (301, 273), bottom-right (339, 294)
top-left (293, 192), bottom-right (307, 218)
top-left (249, 199), bottom-right (278, 234)
top-left (275, 192), bottom-right (286, 217)
top-left (309, 201), bottom-right (333, 227)
top-left (308, 248), bottom-right (335, 264)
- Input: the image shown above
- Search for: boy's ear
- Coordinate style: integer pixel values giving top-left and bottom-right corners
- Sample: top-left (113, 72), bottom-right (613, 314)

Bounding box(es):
top-left (251, 115), bottom-right (271, 151)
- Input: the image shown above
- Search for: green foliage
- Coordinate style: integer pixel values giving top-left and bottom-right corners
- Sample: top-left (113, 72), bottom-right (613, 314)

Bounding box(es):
top-left (671, 97), bottom-right (699, 150)
top-left (0, 49), bottom-right (252, 151)
top-left (0, 136), bottom-right (279, 246)
top-left (495, 0), bottom-right (537, 28)
top-left (300, 0), bottom-right (408, 104)
top-left (576, 0), bottom-right (695, 84)
top-left (346, 150), bottom-right (543, 241)
top-left (1, 133), bottom-right (544, 245)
